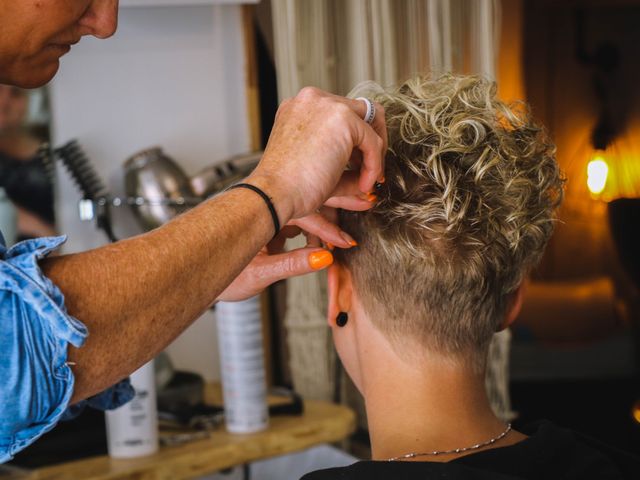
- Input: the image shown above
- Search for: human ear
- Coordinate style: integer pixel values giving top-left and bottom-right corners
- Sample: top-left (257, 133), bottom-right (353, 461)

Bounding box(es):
top-left (499, 281), bottom-right (526, 331)
top-left (327, 263), bottom-right (353, 327)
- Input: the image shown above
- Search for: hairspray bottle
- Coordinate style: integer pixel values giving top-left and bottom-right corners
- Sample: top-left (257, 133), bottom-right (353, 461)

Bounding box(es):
top-left (216, 296), bottom-right (269, 433)
top-left (105, 360), bottom-right (159, 458)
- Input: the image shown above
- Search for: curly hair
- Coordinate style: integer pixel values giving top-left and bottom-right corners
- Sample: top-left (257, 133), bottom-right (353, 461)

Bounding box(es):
top-left (339, 74), bottom-right (564, 368)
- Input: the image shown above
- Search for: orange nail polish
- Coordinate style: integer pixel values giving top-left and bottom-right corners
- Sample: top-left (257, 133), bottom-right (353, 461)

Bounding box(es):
top-left (366, 193), bottom-right (378, 202)
top-left (309, 250), bottom-right (334, 270)
top-left (326, 243), bottom-right (335, 250)
top-left (340, 231), bottom-right (358, 247)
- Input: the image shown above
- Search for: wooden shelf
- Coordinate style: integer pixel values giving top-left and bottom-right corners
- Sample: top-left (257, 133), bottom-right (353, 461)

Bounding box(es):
top-left (17, 385), bottom-right (355, 480)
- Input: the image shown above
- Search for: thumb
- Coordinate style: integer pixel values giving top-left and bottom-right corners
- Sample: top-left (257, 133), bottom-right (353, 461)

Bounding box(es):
top-left (217, 248), bottom-right (334, 303)
top-left (264, 247), bottom-right (334, 284)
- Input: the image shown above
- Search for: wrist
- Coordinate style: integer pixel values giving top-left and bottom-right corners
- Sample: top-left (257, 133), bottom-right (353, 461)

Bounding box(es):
top-left (244, 172), bottom-right (295, 226)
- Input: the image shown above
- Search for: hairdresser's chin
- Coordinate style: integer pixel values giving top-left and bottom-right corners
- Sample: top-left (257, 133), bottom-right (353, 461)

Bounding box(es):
top-left (3, 54), bottom-right (63, 89)
top-left (1, 33), bottom-right (79, 88)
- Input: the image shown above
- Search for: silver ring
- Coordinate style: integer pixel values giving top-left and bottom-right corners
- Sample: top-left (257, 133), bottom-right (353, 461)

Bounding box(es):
top-left (356, 97), bottom-right (376, 125)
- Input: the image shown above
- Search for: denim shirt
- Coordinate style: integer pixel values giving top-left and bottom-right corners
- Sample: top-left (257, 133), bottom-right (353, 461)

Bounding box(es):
top-left (0, 235), bottom-right (134, 463)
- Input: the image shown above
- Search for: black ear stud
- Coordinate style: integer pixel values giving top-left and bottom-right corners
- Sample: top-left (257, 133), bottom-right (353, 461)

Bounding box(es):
top-left (336, 312), bottom-right (349, 327)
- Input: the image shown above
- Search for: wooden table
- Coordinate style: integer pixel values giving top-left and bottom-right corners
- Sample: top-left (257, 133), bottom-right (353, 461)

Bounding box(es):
top-left (10, 385), bottom-right (355, 480)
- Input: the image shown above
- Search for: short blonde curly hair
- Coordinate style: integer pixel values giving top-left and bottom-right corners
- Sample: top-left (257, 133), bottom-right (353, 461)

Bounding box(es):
top-left (339, 74), bottom-right (563, 367)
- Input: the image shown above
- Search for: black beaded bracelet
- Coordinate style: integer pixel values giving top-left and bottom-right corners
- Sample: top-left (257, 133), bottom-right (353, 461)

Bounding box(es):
top-left (229, 183), bottom-right (281, 238)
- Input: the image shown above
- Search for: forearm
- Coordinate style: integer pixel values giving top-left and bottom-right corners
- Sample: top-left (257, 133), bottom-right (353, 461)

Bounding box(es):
top-left (42, 185), bottom-right (282, 403)
top-left (38, 88), bottom-right (386, 406)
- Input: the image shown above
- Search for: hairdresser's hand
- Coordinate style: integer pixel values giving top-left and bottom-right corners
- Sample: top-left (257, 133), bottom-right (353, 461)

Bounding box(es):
top-left (247, 86), bottom-right (386, 245)
top-left (216, 226), bottom-right (334, 302)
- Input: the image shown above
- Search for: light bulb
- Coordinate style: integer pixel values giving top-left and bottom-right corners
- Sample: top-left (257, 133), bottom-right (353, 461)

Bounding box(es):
top-left (587, 156), bottom-right (608, 195)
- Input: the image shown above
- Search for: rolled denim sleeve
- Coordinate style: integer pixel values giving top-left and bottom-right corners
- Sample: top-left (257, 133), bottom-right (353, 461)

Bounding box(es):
top-left (0, 236), bottom-right (133, 463)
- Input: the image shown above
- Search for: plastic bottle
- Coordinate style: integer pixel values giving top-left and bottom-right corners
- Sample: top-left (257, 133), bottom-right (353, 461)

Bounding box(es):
top-left (216, 296), bottom-right (269, 434)
top-left (105, 360), bottom-right (159, 458)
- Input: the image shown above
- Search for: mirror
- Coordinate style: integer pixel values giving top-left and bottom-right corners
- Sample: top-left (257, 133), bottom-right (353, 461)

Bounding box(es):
top-left (0, 85), bottom-right (56, 243)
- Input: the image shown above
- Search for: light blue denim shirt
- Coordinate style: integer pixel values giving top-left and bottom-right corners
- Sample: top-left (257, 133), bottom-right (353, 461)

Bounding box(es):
top-left (0, 235), bottom-right (134, 463)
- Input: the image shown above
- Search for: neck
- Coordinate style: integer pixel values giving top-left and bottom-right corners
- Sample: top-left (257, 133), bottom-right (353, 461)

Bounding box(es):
top-left (361, 342), bottom-right (521, 461)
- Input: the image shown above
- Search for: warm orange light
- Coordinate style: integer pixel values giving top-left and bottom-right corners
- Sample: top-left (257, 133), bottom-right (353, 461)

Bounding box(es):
top-left (633, 400), bottom-right (640, 424)
top-left (587, 156), bottom-right (609, 195)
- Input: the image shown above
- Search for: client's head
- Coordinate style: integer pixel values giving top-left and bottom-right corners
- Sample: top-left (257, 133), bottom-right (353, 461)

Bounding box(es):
top-left (329, 74), bottom-right (563, 384)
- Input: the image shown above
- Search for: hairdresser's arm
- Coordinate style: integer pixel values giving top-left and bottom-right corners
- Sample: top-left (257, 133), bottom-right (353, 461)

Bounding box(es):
top-left (40, 87), bottom-right (385, 404)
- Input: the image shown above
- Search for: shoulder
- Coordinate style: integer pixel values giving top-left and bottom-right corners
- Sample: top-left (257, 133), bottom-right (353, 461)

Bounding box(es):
top-left (300, 465), bottom-right (352, 480)
top-left (459, 420), bottom-right (640, 479)
top-left (300, 462), bottom-right (395, 480)
top-left (301, 460), bottom-right (501, 480)
top-left (561, 423), bottom-right (640, 479)
top-left (0, 235), bottom-right (87, 462)
top-left (302, 422), bottom-right (640, 480)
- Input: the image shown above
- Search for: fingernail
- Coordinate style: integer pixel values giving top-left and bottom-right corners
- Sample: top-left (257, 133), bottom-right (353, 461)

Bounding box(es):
top-left (360, 192), bottom-right (377, 201)
top-left (309, 250), bottom-right (334, 270)
top-left (341, 232), bottom-right (358, 247)
top-left (326, 242), bottom-right (335, 251)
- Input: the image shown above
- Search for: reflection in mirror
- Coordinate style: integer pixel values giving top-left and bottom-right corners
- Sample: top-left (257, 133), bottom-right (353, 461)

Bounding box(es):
top-left (0, 85), bottom-right (55, 244)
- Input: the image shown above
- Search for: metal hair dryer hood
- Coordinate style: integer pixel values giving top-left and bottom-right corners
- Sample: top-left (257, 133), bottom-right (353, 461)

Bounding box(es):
top-left (123, 147), bottom-right (262, 231)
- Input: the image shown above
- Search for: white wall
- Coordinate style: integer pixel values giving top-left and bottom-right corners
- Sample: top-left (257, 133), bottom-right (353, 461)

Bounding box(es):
top-left (49, 5), bottom-right (252, 382)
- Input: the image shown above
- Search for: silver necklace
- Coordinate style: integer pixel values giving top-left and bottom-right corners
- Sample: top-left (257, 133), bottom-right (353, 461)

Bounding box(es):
top-left (386, 423), bottom-right (512, 462)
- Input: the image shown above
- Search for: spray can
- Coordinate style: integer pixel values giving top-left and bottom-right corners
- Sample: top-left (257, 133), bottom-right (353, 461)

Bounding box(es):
top-left (105, 360), bottom-right (159, 458)
top-left (216, 296), bottom-right (269, 434)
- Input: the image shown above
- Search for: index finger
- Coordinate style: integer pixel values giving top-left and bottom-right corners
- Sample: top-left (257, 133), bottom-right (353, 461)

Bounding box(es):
top-left (346, 98), bottom-right (387, 190)
top-left (350, 114), bottom-right (385, 193)
top-left (350, 98), bottom-right (388, 155)
top-left (323, 92), bottom-right (387, 192)
top-left (349, 98), bottom-right (387, 158)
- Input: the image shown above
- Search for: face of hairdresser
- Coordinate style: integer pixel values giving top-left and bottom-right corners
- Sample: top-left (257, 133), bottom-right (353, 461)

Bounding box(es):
top-left (0, 0), bottom-right (119, 88)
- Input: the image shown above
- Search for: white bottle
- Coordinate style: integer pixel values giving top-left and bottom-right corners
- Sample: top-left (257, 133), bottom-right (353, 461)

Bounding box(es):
top-left (216, 296), bottom-right (269, 434)
top-left (105, 360), bottom-right (159, 458)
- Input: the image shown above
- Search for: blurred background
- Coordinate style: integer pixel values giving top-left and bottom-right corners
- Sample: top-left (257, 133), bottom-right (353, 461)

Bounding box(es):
top-left (1, 0), bottom-right (639, 477)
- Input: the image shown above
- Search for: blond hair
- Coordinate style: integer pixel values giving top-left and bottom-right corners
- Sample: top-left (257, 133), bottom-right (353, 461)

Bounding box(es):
top-left (339, 74), bottom-right (563, 367)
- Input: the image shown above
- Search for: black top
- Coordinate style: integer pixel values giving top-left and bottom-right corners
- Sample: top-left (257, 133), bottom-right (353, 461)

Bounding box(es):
top-left (302, 421), bottom-right (640, 480)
